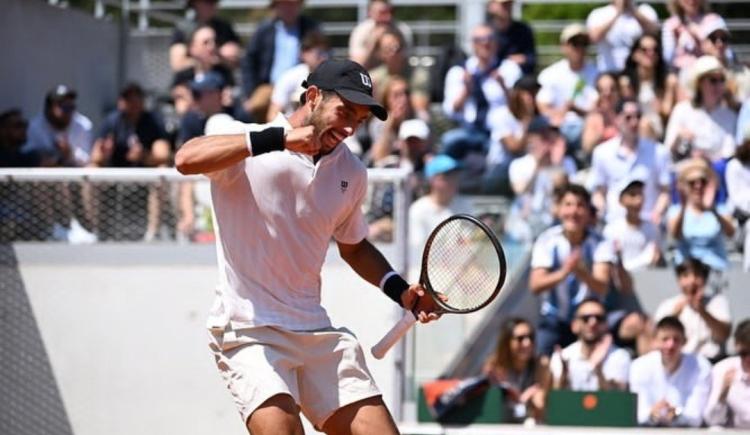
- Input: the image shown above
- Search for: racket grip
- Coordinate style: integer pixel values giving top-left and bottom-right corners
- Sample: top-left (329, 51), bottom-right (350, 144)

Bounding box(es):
top-left (371, 310), bottom-right (417, 359)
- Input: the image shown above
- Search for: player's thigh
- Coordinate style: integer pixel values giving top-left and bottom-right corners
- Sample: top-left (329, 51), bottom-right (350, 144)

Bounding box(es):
top-left (247, 393), bottom-right (305, 435)
top-left (321, 396), bottom-right (399, 435)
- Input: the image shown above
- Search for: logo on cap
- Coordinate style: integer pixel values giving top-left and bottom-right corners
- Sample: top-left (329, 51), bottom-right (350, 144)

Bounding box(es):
top-left (340, 180), bottom-right (349, 193)
top-left (360, 73), bottom-right (372, 89)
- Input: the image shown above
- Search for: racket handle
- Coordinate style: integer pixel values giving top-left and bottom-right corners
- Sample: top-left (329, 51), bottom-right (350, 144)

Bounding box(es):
top-left (371, 310), bottom-right (417, 359)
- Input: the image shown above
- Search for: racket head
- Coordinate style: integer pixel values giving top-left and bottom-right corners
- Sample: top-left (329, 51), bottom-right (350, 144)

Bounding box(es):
top-left (420, 214), bottom-right (507, 314)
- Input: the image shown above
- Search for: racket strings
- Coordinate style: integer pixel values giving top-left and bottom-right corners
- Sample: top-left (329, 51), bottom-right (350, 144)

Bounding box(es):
top-left (425, 219), bottom-right (502, 311)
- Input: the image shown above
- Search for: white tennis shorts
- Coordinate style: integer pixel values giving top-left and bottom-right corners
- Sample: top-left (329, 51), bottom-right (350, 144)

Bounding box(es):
top-left (208, 324), bottom-right (381, 429)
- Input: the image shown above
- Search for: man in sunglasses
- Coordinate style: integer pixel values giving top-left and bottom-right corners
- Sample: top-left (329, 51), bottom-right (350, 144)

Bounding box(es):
top-left (550, 298), bottom-right (631, 391)
top-left (705, 318), bottom-right (750, 428)
top-left (629, 316), bottom-right (711, 427)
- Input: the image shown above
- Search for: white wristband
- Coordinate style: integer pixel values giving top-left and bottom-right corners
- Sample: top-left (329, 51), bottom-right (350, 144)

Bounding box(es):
top-left (245, 130), bottom-right (254, 156)
top-left (379, 271), bottom-right (399, 292)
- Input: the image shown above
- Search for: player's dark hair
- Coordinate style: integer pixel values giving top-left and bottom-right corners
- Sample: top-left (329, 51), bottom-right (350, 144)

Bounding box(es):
top-left (655, 316), bottom-right (686, 336)
top-left (299, 88), bottom-right (335, 106)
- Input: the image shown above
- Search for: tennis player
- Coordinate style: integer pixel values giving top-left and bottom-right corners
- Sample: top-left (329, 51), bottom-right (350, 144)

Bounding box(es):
top-left (176, 59), bottom-right (440, 435)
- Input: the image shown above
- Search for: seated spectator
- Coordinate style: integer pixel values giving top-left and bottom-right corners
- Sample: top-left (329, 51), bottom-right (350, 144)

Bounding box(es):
top-left (509, 116), bottom-right (576, 236)
top-left (704, 318), bottom-right (750, 428)
top-left (586, 0), bottom-right (659, 72)
top-left (367, 76), bottom-right (414, 166)
top-left (482, 75), bottom-right (540, 196)
top-left (485, 0), bottom-right (537, 74)
top-left (483, 318), bottom-right (548, 423)
top-left (629, 316), bottom-right (712, 427)
top-left (169, 0), bottom-right (242, 71)
top-left (368, 29), bottom-right (431, 120)
top-left (349, 0), bottom-right (413, 70)
top-left (178, 72), bottom-right (230, 149)
top-left (726, 138), bottom-right (750, 271)
top-left (172, 25), bottom-right (235, 96)
top-left (441, 23), bottom-right (521, 169)
top-left (604, 179), bottom-right (663, 272)
top-left (589, 98), bottom-right (671, 225)
top-left (91, 83), bottom-right (171, 168)
top-left (621, 33), bottom-right (679, 141)
top-left (699, 15), bottom-right (750, 106)
top-left (529, 184), bottom-right (614, 355)
top-left (268, 31), bottom-right (330, 120)
top-left (662, 0), bottom-right (722, 72)
top-left (536, 24), bottom-right (598, 152)
top-left (581, 72), bottom-right (621, 158)
top-left (654, 258), bottom-right (731, 362)
top-left (241, 0), bottom-right (319, 122)
top-left (0, 109), bottom-right (37, 167)
top-left (24, 85), bottom-right (92, 167)
top-left (408, 155), bottom-right (471, 249)
top-left (550, 298), bottom-right (631, 391)
top-left (668, 157), bottom-right (734, 274)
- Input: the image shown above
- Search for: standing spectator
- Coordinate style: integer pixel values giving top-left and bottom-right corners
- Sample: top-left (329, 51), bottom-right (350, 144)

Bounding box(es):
top-left (0, 109), bottom-right (37, 167)
top-left (654, 258), bottom-right (731, 362)
top-left (665, 56), bottom-right (737, 163)
top-left (699, 15), bottom-right (750, 105)
top-left (368, 29), bottom-right (431, 119)
top-left (604, 179), bottom-right (663, 272)
top-left (662, 0), bottom-right (721, 71)
top-left (169, 0), bottom-right (242, 71)
top-left (629, 316), bottom-right (712, 427)
top-left (668, 158), bottom-right (735, 274)
top-left (589, 98), bottom-right (671, 225)
top-left (25, 85), bottom-right (93, 167)
top-left (441, 24), bottom-right (521, 163)
top-left (704, 319), bottom-right (750, 428)
top-left (483, 318), bottom-right (548, 423)
top-left (483, 75), bottom-right (540, 196)
top-left (621, 34), bottom-right (679, 141)
top-left (91, 84), bottom-right (171, 168)
top-left (581, 72), bottom-right (621, 158)
top-left (241, 0), bottom-right (319, 122)
top-left (509, 116), bottom-right (576, 235)
top-left (536, 24), bottom-right (598, 151)
top-left (586, 0), bottom-right (659, 72)
top-left (485, 0), bottom-right (537, 74)
top-left (726, 138), bottom-right (750, 271)
top-left (408, 155), bottom-right (471, 250)
top-left (348, 0), bottom-right (413, 70)
top-left (268, 30), bottom-right (330, 120)
top-left (550, 298), bottom-right (631, 391)
top-left (529, 184), bottom-right (615, 355)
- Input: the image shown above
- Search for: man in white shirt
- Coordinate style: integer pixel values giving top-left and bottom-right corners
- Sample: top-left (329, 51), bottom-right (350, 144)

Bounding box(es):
top-left (536, 23), bottom-right (598, 152)
top-left (588, 98), bottom-right (671, 225)
top-left (704, 319), bottom-right (750, 428)
top-left (550, 298), bottom-right (632, 391)
top-left (653, 258), bottom-right (732, 362)
top-left (586, 0), bottom-right (659, 71)
top-left (175, 59), bottom-right (441, 435)
top-left (629, 316), bottom-right (712, 427)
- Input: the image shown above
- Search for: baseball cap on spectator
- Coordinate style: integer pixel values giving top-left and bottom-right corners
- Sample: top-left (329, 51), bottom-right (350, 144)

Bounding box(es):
top-left (688, 55), bottom-right (725, 94)
top-left (398, 119), bottom-right (430, 141)
top-left (616, 177), bottom-right (646, 198)
top-left (677, 157), bottom-right (713, 184)
top-left (527, 115), bottom-right (559, 135)
top-left (425, 155), bottom-right (461, 179)
top-left (700, 15), bottom-right (730, 40)
top-left (46, 85), bottom-right (77, 103)
top-left (560, 23), bottom-right (588, 44)
top-left (302, 59), bottom-right (388, 120)
top-left (191, 72), bottom-right (225, 95)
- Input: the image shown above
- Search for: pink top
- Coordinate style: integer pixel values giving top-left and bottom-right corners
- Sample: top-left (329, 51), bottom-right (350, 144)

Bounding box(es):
top-left (662, 13), bottom-right (723, 71)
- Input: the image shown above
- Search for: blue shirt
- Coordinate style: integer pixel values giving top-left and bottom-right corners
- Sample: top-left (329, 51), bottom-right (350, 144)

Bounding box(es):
top-left (668, 204), bottom-right (730, 271)
top-left (270, 21), bottom-right (301, 84)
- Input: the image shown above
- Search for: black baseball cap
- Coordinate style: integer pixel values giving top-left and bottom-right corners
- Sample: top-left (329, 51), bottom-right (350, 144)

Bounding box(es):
top-left (302, 59), bottom-right (388, 121)
top-left (527, 115), bottom-right (559, 135)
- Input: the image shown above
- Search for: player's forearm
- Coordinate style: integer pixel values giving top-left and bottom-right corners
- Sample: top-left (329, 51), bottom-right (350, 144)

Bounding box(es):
top-left (175, 134), bottom-right (250, 175)
top-left (338, 239), bottom-right (394, 288)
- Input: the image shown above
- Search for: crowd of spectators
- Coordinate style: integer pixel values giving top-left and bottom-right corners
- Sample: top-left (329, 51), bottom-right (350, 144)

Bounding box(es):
top-left (1, 0), bottom-right (750, 427)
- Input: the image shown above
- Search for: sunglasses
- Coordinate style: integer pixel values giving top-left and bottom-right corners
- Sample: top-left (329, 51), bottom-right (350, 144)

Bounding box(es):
top-left (512, 334), bottom-right (535, 343)
top-left (638, 45), bottom-right (658, 54)
top-left (472, 35), bottom-right (494, 44)
top-left (688, 177), bottom-right (708, 187)
top-left (577, 314), bottom-right (606, 324)
top-left (709, 33), bottom-right (730, 44)
top-left (705, 76), bottom-right (726, 85)
top-left (623, 112), bottom-right (642, 121)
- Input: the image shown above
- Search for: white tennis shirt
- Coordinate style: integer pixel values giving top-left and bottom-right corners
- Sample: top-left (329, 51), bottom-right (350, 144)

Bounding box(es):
top-left (203, 114), bottom-right (369, 331)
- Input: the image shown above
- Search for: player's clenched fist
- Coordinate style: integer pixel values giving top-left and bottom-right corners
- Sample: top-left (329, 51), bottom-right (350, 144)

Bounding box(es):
top-left (284, 125), bottom-right (319, 155)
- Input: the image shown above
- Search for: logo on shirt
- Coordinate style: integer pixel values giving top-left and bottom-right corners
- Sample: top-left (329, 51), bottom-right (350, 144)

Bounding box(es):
top-left (360, 73), bottom-right (372, 88)
top-left (340, 180), bottom-right (349, 193)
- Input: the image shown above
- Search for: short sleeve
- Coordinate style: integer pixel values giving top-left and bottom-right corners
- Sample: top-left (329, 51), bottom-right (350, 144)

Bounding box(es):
top-left (531, 234), bottom-right (554, 269)
top-left (604, 348), bottom-right (632, 384)
top-left (707, 294), bottom-right (731, 323)
top-left (593, 237), bottom-right (616, 264)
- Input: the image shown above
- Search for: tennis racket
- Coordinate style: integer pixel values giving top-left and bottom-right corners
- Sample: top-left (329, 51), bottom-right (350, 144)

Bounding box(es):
top-left (371, 213), bottom-right (507, 359)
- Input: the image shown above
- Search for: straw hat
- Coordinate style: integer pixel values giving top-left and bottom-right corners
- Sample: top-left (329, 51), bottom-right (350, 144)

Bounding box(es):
top-left (688, 55), bottom-right (725, 94)
top-left (677, 157), bottom-right (713, 184)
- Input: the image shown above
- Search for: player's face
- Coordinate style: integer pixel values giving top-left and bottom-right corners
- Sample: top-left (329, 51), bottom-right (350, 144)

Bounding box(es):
top-left (656, 327), bottom-right (685, 362)
top-left (310, 92), bottom-right (370, 154)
